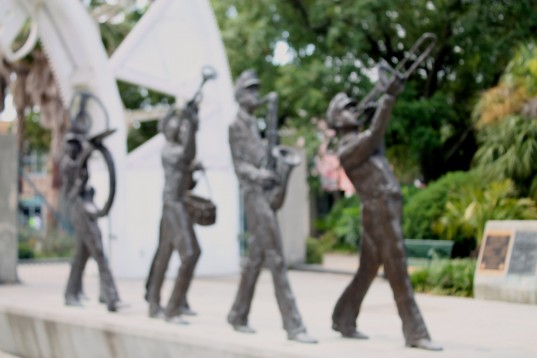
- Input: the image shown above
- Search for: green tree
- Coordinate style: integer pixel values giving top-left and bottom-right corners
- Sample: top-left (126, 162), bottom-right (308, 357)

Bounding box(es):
top-left (211, 0), bottom-right (537, 182)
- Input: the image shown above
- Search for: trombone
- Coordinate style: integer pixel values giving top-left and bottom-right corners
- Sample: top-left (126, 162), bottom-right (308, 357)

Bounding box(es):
top-left (356, 32), bottom-right (437, 111)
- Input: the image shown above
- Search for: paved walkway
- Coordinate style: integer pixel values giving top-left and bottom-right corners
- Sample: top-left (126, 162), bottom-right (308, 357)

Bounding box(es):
top-left (1, 259), bottom-right (536, 357)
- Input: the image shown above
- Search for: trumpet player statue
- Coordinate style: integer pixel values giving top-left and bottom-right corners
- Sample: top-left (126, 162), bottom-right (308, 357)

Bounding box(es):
top-left (61, 93), bottom-right (123, 312)
top-left (327, 58), bottom-right (441, 350)
top-left (227, 70), bottom-right (317, 344)
top-left (145, 66), bottom-right (217, 323)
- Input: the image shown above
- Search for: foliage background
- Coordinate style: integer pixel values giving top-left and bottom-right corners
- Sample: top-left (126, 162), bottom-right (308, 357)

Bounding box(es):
top-left (6, 1), bottom-right (537, 264)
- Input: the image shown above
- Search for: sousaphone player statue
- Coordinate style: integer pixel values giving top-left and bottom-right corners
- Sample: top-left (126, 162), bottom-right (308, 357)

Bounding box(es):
top-left (227, 70), bottom-right (316, 344)
top-left (61, 91), bottom-right (124, 312)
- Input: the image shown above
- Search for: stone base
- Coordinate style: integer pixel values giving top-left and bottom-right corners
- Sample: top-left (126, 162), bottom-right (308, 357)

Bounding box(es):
top-left (2, 263), bottom-right (537, 357)
top-left (474, 220), bottom-right (537, 304)
top-left (0, 306), bottom-right (258, 358)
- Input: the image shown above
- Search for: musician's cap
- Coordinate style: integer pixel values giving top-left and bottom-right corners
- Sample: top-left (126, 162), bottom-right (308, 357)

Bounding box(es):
top-left (63, 132), bottom-right (84, 153)
top-left (235, 69), bottom-right (260, 93)
top-left (326, 92), bottom-right (357, 128)
top-left (64, 132), bottom-right (82, 143)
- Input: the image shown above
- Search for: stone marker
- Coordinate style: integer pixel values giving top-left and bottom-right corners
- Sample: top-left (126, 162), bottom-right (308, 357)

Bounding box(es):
top-left (474, 220), bottom-right (537, 304)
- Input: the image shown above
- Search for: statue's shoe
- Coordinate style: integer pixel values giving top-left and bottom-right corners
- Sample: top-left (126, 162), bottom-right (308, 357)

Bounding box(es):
top-left (180, 306), bottom-right (197, 316)
top-left (231, 324), bottom-right (256, 334)
top-left (341, 330), bottom-right (369, 339)
top-left (107, 300), bottom-right (129, 312)
top-left (77, 292), bottom-right (90, 301)
top-left (65, 296), bottom-right (83, 307)
top-left (288, 332), bottom-right (318, 344)
top-left (166, 315), bottom-right (189, 325)
top-left (149, 304), bottom-right (165, 319)
top-left (406, 338), bottom-right (443, 351)
top-left (227, 312), bottom-right (255, 333)
top-left (332, 323), bottom-right (369, 339)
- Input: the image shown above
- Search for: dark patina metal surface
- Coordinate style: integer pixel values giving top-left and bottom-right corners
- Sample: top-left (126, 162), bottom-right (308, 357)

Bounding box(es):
top-left (327, 58), bottom-right (441, 350)
top-left (226, 70), bottom-right (316, 344)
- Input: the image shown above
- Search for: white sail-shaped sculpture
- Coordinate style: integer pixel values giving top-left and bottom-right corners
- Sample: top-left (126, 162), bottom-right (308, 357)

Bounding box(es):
top-left (111, 0), bottom-right (240, 277)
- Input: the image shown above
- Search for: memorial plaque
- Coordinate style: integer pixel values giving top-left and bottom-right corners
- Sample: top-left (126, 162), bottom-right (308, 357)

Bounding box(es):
top-left (508, 231), bottom-right (537, 276)
top-left (478, 232), bottom-right (512, 274)
top-left (475, 221), bottom-right (537, 304)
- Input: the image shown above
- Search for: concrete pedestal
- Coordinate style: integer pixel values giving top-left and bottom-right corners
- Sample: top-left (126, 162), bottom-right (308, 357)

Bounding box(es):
top-left (474, 220), bottom-right (537, 304)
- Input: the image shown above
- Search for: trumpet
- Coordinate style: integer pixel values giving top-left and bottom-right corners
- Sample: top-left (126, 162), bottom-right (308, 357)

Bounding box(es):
top-left (187, 65), bottom-right (218, 108)
top-left (357, 32), bottom-right (437, 111)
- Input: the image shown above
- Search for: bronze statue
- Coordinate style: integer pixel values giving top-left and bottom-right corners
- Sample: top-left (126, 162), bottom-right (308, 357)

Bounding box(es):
top-left (61, 92), bottom-right (124, 312)
top-left (145, 67), bottom-right (217, 323)
top-left (144, 103), bottom-right (202, 324)
top-left (327, 34), bottom-right (442, 351)
top-left (227, 70), bottom-right (317, 344)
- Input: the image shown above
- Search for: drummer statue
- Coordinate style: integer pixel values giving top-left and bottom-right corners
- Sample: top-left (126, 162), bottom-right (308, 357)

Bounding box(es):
top-left (327, 34), bottom-right (442, 351)
top-left (144, 101), bottom-right (203, 323)
top-left (61, 93), bottom-right (124, 312)
top-left (145, 67), bottom-right (216, 323)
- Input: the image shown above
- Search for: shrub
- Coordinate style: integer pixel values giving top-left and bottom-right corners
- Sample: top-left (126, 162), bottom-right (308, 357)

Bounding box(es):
top-left (18, 241), bottom-right (35, 259)
top-left (410, 258), bottom-right (476, 297)
top-left (473, 115), bottom-right (537, 200)
top-left (38, 230), bottom-right (74, 258)
top-left (403, 171), bottom-right (480, 242)
top-left (433, 178), bottom-right (537, 250)
top-left (306, 237), bottom-right (323, 264)
top-left (18, 227), bottom-right (74, 259)
top-left (18, 227), bottom-right (38, 259)
top-left (316, 195), bottom-right (360, 252)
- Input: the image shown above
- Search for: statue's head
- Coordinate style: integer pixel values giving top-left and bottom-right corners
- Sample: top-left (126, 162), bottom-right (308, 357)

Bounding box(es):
top-left (234, 69), bottom-right (261, 111)
top-left (69, 110), bottom-right (91, 136)
top-left (326, 92), bottom-right (360, 130)
top-left (63, 133), bottom-right (83, 160)
top-left (159, 110), bottom-right (181, 143)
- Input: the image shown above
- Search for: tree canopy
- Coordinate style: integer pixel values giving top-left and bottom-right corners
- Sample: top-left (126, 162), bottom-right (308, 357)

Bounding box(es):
top-left (211, 0), bottom-right (537, 181)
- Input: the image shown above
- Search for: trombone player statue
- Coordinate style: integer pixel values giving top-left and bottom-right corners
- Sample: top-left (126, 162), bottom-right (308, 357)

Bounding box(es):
top-left (227, 70), bottom-right (317, 344)
top-left (61, 91), bottom-right (124, 312)
top-left (327, 33), bottom-right (441, 351)
top-left (145, 66), bottom-right (217, 323)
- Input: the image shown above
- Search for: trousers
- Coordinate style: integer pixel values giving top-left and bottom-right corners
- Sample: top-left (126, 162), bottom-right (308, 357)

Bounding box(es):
top-left (228, 189), bottom-right (305, 337)
top-left (332, 196), bottom-right (430, 344)
top-left (146, 201), bottom-right (201, 318)
top-left (64, 199), bottom-right (119, 309)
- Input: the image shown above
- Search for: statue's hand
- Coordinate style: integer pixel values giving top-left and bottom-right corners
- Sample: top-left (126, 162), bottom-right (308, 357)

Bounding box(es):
top-left (183, 102), bottom-right (199, 125)
top-left (190, 160), bottom-right (204, 172)
top-left (258, 168), bottom-right (279, 188)
top-left (265, 91), bottom-right (278, 103)
top-left (385, 74), bottom-right (405, 96)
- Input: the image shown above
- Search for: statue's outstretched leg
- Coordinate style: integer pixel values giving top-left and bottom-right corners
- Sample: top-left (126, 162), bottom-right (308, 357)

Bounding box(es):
top-left (227, 234), bottom-right (264, 334)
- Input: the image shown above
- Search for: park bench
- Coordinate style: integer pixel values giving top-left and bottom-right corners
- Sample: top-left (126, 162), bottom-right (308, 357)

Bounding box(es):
top-left (404, 239), bottom-right (454, 265)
